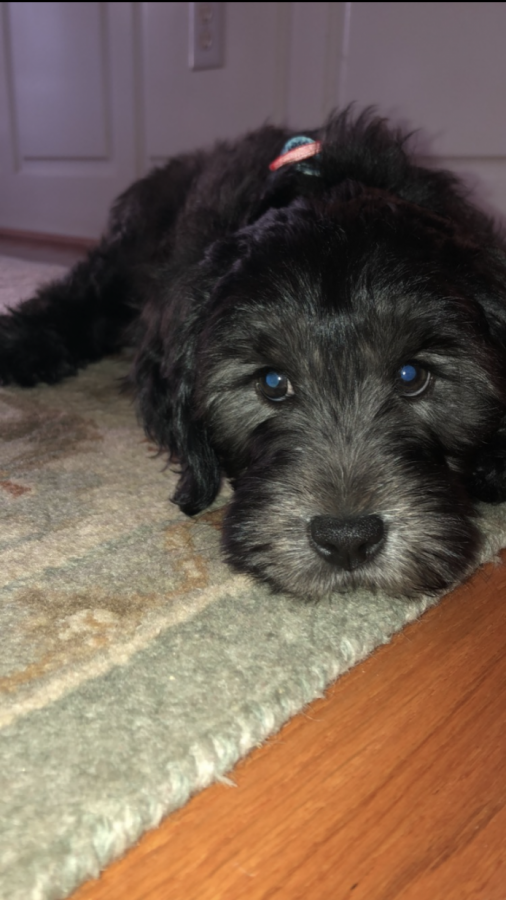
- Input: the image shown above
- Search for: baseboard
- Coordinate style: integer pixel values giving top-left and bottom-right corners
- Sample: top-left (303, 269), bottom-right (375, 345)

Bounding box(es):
top-left (0, 227), bottom-right (97, 250)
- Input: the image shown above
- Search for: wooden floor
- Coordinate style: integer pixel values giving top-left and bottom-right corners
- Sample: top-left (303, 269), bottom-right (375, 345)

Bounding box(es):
top-left (69, 556), bottom-right (506, 900)
top-left (0, 228), bottom-right (92, 266)
top-left (2, 234), bottom-right (505, 900)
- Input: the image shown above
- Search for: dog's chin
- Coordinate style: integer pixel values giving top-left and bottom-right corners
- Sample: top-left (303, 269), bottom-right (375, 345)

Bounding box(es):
top-left (224, 538), bottom-right (480, 601)
top-left (222, 502), bottom-right (482, 602)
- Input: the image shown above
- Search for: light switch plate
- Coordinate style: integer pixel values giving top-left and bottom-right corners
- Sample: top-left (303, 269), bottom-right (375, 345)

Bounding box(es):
top-left (189, 2), bottom-right (224, 71)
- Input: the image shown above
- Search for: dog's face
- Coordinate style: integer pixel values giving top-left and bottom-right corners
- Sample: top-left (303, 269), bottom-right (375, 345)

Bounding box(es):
top-left (186, 190), bottom-right (506, 599)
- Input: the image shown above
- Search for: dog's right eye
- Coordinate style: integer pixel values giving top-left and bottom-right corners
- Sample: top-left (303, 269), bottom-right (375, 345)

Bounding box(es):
top-left (396, 363), bottom-right (431, 398)
top-left (257, 370), bottom-right (292, 402)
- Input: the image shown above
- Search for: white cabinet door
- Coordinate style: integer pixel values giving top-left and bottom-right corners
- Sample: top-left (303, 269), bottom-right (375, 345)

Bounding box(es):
top-left (0, 1), bottom-right (290, 238)
top-left (0, 2), bottom-right (136, 239)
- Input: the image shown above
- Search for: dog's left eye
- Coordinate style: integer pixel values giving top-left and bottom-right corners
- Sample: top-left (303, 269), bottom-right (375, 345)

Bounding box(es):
top-left (396, 363), bottom-right (431, 398)
top-left (257, 370), bottom-right (292, 402)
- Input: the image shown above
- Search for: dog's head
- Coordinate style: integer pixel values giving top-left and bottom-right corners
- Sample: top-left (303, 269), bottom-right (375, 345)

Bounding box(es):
top-left (137, 110), bottom-right (506, 599)
top-left (168, 183), bottom-right (506, 599)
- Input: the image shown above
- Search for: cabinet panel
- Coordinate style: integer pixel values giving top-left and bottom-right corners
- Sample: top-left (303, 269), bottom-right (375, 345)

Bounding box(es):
top-left (8, 1), bottom-right (109, 161)
top-left (0, 2), bottom-right (135, 238)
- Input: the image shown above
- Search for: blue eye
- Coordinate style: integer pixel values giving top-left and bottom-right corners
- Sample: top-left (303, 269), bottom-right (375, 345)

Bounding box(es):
top-left (397, 363), bottom-right (431, 398)
top-left (266, 371), bottom-right (283, 389)
top-left (257, 370), bottom-right (292, 401)
top-left (400, 365), bottom-right (417, 383)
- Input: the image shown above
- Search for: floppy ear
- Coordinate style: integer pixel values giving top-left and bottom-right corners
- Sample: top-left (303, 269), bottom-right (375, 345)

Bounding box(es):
top-left (170, 420), bottom-right (222, 515)
top-left (131, 286), bottom-right (221, 516)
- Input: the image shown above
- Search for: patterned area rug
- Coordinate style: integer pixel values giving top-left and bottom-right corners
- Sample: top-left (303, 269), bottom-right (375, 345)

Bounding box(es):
top-left (2, 255), bottom-right (506, 900)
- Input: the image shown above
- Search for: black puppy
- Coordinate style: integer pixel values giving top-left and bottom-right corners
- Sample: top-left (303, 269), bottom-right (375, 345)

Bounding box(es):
top-left (2, 109), bottom-right (506, 599)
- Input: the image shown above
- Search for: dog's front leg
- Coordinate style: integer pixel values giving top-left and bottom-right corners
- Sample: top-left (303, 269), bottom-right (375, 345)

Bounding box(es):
top-left (0, 239), bottom-right (135, 387)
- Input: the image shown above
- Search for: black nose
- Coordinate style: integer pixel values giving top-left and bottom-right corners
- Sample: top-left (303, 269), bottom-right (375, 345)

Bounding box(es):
top-left (310, 514), bottom-right (385, 571)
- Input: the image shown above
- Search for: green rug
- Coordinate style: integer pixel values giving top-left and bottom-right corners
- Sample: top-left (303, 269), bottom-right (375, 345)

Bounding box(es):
top-left (1, 256), bottom-right (506, 900)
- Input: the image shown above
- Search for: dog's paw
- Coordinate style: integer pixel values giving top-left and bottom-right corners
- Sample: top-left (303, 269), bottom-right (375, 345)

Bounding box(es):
top-left (0, 315), bottom-right (77, 387)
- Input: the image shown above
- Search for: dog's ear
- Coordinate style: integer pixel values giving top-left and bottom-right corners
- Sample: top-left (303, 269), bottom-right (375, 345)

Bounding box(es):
top-left (132, 293), bottom-right (221, 517)
top-left (170, 419), bottom-right (222, 515)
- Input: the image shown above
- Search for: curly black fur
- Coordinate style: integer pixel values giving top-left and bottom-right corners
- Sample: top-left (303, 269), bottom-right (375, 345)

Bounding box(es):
top-left (3, 109), bottom-right (506, 598)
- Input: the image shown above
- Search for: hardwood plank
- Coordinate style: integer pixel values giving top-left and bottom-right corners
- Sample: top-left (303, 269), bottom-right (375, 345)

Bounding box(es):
top-left (0, 229), bottom-right (91, 265)
top-left (72, 554), bottom-right (506, 900)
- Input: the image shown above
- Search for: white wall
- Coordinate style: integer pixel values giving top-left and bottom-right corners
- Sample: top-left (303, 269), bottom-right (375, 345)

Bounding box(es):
top-left (140, 2), bottom-right (290, 166)
top-left (1, 1), bottom-right (506, 238)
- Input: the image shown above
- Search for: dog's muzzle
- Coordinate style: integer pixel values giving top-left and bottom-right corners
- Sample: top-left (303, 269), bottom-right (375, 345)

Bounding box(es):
top-left (309, 514), bottom-right (385, 571)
